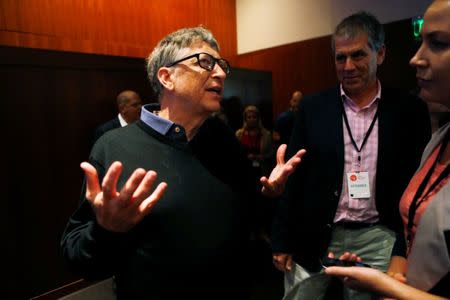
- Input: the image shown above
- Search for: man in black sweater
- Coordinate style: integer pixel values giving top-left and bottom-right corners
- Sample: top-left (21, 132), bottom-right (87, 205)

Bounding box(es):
top-left (61, 26), bottom-right (305, 300)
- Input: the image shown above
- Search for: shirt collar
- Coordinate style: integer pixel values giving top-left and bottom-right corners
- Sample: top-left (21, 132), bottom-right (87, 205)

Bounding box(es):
top-left (141, 103), bottom-right (173, 135)
top-left (340, 80), bottom-right (382, 110)
top-left (140, 103), bottom-right (188, 143)
top-left (118, 113), bottom-right (128, 127)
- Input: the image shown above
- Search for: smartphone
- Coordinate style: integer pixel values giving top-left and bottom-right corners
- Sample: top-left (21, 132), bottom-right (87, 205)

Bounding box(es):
top-left (320, 257), bottom-right (371, 268)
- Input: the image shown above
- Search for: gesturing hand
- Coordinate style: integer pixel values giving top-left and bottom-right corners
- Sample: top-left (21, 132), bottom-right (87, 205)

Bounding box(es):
top-left (81, 161), bottom-right (167, 232)
top-left (260, 144), bottom-right (306, 197)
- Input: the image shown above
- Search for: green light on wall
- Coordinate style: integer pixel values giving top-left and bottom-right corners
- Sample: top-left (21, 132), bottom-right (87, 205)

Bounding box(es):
top-left (412, 16), bottom-right (424, 40)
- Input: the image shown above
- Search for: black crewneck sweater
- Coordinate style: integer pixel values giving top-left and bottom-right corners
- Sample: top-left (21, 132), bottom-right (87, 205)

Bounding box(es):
top-left (61, 119), bottom-right (252, 299)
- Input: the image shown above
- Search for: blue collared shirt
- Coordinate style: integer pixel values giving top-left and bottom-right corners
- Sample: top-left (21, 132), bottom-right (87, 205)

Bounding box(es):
top-left (140, 103), bottom-right (188, 143)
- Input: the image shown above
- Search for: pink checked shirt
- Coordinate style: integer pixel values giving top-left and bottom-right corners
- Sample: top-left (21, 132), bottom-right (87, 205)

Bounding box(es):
top-left (334, 83), bottom-right (381, 224)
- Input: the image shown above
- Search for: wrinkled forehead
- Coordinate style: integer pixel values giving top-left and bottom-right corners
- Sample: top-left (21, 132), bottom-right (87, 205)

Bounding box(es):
top-left (334, 34), bottom-right (371, 54)
top-left (175, 40), bottom-right (220, 59)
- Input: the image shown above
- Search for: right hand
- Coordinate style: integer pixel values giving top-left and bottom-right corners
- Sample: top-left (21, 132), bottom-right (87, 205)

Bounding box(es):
top-left (81, 161), bottom-right (167, 233)
top-left (272, 252), bottom-right (293, 272)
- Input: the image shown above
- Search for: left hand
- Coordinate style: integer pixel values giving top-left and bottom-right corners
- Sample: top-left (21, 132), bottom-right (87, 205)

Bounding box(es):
top-left (329, 251), bottom-right (363, 263)
top-left (260, 144), bottom-right (306, 197)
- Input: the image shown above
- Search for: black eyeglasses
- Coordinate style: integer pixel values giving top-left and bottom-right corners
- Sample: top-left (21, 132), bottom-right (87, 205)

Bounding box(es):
top-left (166, 52), bottom-right (231, 75)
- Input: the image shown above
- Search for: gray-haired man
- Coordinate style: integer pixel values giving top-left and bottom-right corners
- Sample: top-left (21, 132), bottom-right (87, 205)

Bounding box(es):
top-left (271, 11), bottom-right (430, 300)
top-left (62, 26), bottom-right (304, 300)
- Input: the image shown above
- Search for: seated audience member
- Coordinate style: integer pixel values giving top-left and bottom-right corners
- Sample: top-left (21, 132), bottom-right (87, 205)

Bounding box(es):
top-left (273, 90), bottom-right (303, 146)
top-left (93, 90), bottom-right (142, 141)
top-left (326, 1), bottom-right (450, 299)
top-left (61, 26), bottom-right (305, 300)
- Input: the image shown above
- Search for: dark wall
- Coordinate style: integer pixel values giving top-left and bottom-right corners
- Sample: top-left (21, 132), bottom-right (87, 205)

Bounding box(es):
top-left (380, 19), bottom-right (420, 91)
top-left (0, 0), bottom-right (237, 60)
top-left (2, 46), bottom-right (155, 299)
top-left (235, 35), bottom-right (337, 120)
top-left (223, 68), bottom-right (273, 131)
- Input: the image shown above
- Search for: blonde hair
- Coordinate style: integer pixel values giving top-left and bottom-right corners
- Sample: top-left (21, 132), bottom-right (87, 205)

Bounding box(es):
top-left (242, 105), bottom-right (264, 130)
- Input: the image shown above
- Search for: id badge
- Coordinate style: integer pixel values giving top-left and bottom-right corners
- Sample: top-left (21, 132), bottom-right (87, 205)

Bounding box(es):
top-left (346, 172), bottom-right (370, 199)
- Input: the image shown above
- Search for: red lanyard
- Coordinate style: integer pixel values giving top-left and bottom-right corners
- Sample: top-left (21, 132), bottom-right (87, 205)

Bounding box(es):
top-left (407, 131), bottom-right (450, 251)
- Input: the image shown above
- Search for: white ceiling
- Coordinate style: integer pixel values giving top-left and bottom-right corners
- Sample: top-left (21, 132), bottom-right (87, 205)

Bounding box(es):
top-left (236, 0), bottom-right (432, 54)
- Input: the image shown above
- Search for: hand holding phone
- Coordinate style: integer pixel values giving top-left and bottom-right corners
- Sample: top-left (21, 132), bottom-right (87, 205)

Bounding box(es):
top-left (321, 257), bottom-right (372, 268)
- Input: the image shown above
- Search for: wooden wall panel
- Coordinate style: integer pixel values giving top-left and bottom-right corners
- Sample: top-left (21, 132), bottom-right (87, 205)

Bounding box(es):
top-left (2, 45), bottom-right (156, 299)
top-left (235, 36), bottom-right (338, 120)
top-left (0, 0), bottom-right (237, 59)
top-left (234, 19), bottom-right (420, 120)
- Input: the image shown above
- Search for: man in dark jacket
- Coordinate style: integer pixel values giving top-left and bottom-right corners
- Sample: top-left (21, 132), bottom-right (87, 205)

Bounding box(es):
top-left (93, 90), bottom-right (142, 141)
top-left (271, 11), bottom-right (431, 300)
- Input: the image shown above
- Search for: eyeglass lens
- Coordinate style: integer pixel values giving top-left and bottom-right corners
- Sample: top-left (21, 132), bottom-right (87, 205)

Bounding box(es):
top-left (198, 53), bottom-right (230, 74)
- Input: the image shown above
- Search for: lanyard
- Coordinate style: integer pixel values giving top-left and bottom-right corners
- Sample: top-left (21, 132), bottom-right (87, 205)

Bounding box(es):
top-left (406, 131), bottom-right (450, 249)
top-left (341, 101), bottom-right (379, 162)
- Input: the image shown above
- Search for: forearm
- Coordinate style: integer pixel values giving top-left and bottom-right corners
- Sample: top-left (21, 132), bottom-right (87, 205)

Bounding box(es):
top-left (61, 202), bottom-right (131, 278)
top-left (383, 279), bottom-right (447, 300)
top-left (327, 266), bottom-right (448, 300)
top-left (270, 194), bottom-right (293, 252)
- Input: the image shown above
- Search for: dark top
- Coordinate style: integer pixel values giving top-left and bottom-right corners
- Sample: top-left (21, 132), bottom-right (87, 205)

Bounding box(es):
top-left (271, 86), bottom-right (431, 271)
top-left (61, 119), bottom-right (253, 300)
top-left (402, 124), bottom-right (450, 298)
top-left (274, 109), bottom-right (296, 145)
top-left (93, 117), bottom-right (121, 142)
